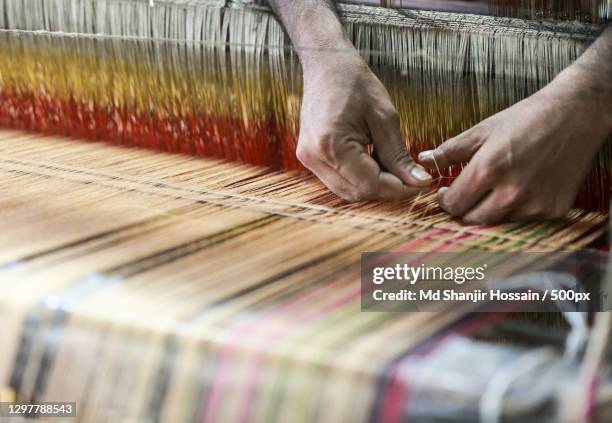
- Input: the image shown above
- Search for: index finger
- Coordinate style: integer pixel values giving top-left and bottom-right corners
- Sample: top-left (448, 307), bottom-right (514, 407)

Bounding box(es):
top-left (437, 158), bottom-right (492, 217)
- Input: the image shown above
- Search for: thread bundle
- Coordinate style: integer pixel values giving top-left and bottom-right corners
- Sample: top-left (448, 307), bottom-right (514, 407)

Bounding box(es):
top-left (0, 1), bottom-right (608, 210)
top-left (487, 0), bottom-right (610, 22)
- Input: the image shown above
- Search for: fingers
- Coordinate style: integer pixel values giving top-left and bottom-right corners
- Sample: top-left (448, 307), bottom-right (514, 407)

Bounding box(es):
top-left (450, 182), bottom-right (570, 225)
top-left (437, 158), bottom-right (493, 217)
top-left (334, 140), bottom-right (424, 201)
top-left (506, 202), bottom-right (568, 222)
top-left (298, 138), bottom-right (424, 202)
top-left (437, 151), bottom-right (569, 225)
top-left (376, 171), bottom-right (426, 200)
top-left (506, 208), bottom-right (547, 223)
top-left (305, 159), bottom-right (361, 201)
top-left (462, 190), bottom-right (515, 225)
top-left (419, 127), bottom-right (484, 170)
top-left (461, 193), bottom-right (570, 225)
top-left (367, 111), bottom-right (433, 187)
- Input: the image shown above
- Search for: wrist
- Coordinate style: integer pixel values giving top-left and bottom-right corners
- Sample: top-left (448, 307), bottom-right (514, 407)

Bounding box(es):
top-left (298, 37), bottom-right (362, 73)
top-left (552, 66), bottom-right (612, 136)
top-left (272, 0), bottom-right (361, 75)
top-left (300, 46), bottom-right (369, 93)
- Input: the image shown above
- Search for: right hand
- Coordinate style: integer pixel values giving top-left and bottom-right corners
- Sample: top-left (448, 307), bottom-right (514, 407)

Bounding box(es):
top-left (297, 52), bottom-right (433, 202)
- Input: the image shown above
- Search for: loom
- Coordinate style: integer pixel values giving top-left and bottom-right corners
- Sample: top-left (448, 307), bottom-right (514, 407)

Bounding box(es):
top-left (0, 0), bottom-right (610, 422)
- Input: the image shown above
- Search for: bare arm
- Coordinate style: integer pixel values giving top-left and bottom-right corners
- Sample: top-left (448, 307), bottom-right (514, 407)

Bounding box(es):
top-left (557, 24), bottom-right (612, 135)
top-left (267, 1), bottom-right (349, 57)
top-left (268, 0), bottom-right (432, 202)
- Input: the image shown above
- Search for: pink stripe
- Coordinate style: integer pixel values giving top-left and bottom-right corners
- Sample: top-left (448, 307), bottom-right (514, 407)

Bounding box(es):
top-left (376, 232), bottom-right (479, 423)
top-left (584, 373), bottom-right (598, 421)
top-left (379, 366), bottom-right (409, 423)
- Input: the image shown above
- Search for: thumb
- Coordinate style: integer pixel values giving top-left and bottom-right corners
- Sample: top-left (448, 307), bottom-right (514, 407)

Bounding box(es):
top-left (419, 128), bottom-right (484, 170)
top-left (369, 115), bottom-right (433, 188)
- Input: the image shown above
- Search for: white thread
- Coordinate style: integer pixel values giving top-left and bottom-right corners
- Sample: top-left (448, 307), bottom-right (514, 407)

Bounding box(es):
top-left (479, 348), bottom-right (556, 423)
top-left (487, 272), bottom-right (591, 361)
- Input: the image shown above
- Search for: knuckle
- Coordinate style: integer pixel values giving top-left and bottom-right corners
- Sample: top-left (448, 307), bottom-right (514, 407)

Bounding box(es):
top-left (436, 143), bottom-right (453, 162)
top-left (435, 143), bottom-right (447, 156)
top-left (472, 116), bottom-right (496, 137)
top-left (470, 122), bottom-right (489, 139)
top-left (296, 143), bottom-right (314, 166)
top-left (383, 109), bottom-right (401, 126)
top-left (440, 195), bottom-right (460, 217)
top-left (387, 147), bottom-right (412, 167)
top-left (503, 187), bottom-right (526, 208)
top-left (372, 105), bottom-right (401, 127)
top-left (315, 134), bottom-right (335, 158)
top-left (297, 134), bottom-right (335, 165)
top-left (496, 154), bottom-right (512, 172)
top-left (473, 162), bottom-right (496, 184)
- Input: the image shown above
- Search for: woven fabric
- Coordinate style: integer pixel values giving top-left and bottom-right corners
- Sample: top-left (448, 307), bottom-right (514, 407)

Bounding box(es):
top-left (0, 131), bottom-right (608, 422)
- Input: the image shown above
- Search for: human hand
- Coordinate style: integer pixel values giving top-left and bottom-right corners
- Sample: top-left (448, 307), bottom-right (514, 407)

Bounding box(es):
top-left (419, 75), bottom-right (612, 225)
top-left (297, 52), bottom-right (432, 202)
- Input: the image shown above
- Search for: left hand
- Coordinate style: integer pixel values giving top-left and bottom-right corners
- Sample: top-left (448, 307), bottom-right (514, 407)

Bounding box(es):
top-left (418, 76), bottom-right (611, 225)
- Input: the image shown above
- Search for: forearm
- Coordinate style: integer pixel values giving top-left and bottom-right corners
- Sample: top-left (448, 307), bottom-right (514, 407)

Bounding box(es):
top-left (267, 0), bottom-right (360, 71)
top-left (553, 24), bottom-right (612, 136)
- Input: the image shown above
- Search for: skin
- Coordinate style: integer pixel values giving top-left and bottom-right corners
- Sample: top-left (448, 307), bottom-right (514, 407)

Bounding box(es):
top-left (269, 0), bottom-right (612, 223)
top-left (420, 25), bottom-right (612, 224)
top-left (268, 0), bottom-right (433, 202)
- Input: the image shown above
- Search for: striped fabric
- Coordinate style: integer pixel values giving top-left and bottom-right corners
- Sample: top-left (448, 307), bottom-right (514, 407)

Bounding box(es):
top-left (0, 132), bottom-right (607, 422)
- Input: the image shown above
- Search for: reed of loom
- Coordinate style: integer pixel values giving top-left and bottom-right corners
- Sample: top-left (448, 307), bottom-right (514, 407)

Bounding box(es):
top-left (0, 0), bottom-right (609, 211)
top-left (386, 0), bottom-right (610, 21)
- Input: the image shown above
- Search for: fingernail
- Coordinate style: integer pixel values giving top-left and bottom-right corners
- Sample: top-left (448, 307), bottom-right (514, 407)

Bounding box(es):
top-left (438, 187), bottom-right (449, 195)
top-left (418, 150), bottom-right (434, 161)
top-left (411, 165), bottom-right (432, 182)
